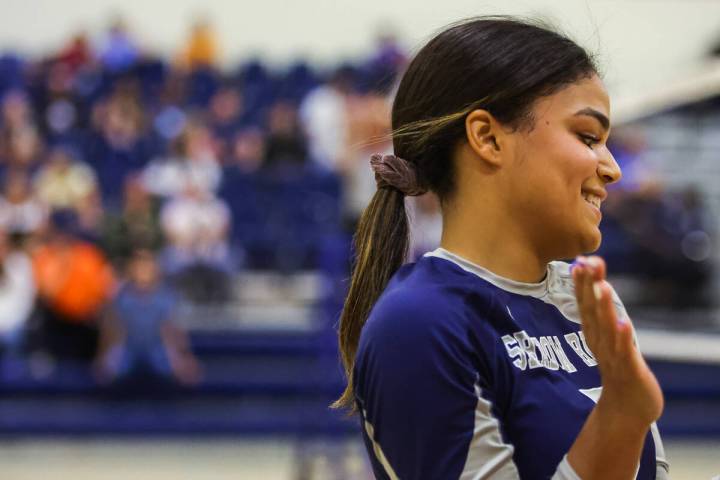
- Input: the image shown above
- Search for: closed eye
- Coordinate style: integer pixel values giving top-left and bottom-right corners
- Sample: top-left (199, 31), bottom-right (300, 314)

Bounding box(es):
top-left (578, 134), bottom-right (600, 148)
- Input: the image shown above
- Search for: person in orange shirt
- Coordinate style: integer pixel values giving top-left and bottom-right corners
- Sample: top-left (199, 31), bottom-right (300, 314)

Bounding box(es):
top-left (178, 18), bottom-right (218, 71)
top-left (33, 210), bottom-right (115, 360)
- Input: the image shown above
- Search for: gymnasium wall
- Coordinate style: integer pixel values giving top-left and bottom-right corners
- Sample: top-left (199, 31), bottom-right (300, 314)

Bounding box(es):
top-left (2, 0), bottom-right (720, 100)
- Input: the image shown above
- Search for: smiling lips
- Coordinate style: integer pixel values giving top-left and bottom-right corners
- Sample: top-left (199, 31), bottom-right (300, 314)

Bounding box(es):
top-left (582, 192), bottom-right (602, 209)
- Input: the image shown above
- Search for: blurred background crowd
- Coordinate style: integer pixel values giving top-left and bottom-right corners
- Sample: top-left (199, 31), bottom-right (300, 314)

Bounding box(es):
top-left (0, 6), bottom-right (718, 479)
top-left (0, 16), bottom-right (715, 382)
top-left (0, 17), bottom-right (414, 385)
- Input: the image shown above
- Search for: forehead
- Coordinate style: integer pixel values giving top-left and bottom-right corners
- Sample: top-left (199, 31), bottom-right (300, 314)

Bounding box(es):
top-left (532, 75), bottom-right (610, 123)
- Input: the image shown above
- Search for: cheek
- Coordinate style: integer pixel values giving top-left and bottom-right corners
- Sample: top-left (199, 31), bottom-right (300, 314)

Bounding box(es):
top-left (552, 131), bottom-right (597, 173)
top-left (511, 129), bottom-right (597, 212)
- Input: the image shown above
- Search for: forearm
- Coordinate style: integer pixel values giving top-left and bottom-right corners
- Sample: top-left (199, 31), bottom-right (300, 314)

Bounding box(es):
top-left (567, 397), bottom-right (650, 479)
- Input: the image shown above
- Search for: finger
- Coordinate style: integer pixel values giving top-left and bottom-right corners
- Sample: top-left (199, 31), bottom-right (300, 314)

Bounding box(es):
top-left (572, 256), bottom-right (594, 307)
top-left (615, 315), bottom-right (635, 360)
top-left (572, 261), bottom-right (585, 305)
top-left (593, 280), bottom-right (619, 356)
top-left (577, 265), bottom-right (600, 339)
top-left (580, 263), bottom-right (599, 322)
top-left (586, 256), bottom-right (606, 282)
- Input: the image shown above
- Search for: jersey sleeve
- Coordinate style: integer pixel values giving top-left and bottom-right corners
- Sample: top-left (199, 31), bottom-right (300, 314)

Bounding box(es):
top-left (353, 291), bottom-right (516, 479)
top-left (354, 290), bottom-right (585, 479)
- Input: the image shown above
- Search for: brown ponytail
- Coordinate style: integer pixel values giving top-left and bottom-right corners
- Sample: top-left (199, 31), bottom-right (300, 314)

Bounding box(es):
top-left (332, 186), bottom-right (409, 410)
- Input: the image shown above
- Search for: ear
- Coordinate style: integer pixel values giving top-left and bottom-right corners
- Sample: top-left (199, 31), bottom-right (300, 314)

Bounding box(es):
top-left (465, 109), bottom-right (506, 168)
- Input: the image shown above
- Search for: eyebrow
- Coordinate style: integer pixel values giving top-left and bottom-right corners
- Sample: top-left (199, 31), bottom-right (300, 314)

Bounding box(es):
top-left (573, 108), bottom-right (610, 131)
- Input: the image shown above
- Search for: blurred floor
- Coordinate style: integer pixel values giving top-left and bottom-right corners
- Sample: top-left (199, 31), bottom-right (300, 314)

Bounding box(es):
top-left (0, 437), bottom-right (716, 479)
top-left (0, 437), bottom-right (369, 480)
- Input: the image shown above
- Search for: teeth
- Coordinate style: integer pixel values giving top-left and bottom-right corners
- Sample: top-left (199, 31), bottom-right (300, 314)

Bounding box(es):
top-left (582, 192), bottom-right (601, 209)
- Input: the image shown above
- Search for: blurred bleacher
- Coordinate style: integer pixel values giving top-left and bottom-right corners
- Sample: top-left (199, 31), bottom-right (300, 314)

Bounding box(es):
top-left (0, 23), bottom-right (385, 440)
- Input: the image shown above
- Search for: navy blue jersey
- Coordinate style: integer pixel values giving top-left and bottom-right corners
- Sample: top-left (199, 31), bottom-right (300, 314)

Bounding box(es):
top-left (354, 248), bottom-right (668, 479)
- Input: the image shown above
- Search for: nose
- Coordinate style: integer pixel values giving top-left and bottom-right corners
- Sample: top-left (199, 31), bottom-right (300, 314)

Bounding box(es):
top-left (598, 147), bottom-right (622, 185)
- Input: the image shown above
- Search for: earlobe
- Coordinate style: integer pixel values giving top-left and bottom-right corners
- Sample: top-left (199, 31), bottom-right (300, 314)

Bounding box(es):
top-left (465, 109), bottom-right (503, 167)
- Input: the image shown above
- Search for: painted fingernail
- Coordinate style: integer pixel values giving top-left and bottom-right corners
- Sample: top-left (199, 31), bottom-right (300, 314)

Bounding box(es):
top-left (593, 281), bottom-right (602, 300)
top-left (573, 257), bottom-right (588, 273)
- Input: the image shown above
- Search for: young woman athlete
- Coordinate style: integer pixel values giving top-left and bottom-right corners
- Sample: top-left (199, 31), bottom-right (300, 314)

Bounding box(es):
top-left (334, 17), bottom-right (669, 480)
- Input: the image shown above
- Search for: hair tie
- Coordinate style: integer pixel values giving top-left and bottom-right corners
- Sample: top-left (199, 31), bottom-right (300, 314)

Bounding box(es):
top-left (369, 154), bottom-right (427, 197)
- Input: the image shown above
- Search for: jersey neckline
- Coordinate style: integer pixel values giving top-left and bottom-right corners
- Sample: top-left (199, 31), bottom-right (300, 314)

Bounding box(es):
top-left (424, 247), bottom-right (553, 299)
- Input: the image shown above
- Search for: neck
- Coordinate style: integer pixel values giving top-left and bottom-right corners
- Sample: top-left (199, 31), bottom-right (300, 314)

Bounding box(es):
top-left (440, 200), bottom-right (548, 284)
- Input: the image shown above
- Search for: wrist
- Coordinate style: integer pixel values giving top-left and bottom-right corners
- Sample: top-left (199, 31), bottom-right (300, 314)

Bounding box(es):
top-left (595, 396), bottom-right (653, 435)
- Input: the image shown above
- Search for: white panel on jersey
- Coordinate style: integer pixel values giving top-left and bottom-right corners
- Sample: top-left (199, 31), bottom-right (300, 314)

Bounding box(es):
top-left (360, 409), bottom-right (400, 480)
top-left (579, 386), bottom-right (603, 404)
top-left (460, 382), bottom-right (521, 479)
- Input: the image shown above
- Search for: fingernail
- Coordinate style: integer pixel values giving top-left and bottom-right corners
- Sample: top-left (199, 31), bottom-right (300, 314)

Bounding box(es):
top-left (617, 315), bottom-right (627, 325)
top-left (593, 281), bottom-right (602, 300)
top-left (572, 257), bottom-right (587, 273)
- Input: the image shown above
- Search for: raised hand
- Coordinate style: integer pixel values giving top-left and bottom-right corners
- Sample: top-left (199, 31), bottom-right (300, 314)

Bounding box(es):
top-left (572, 256), bottom-right (663, 426)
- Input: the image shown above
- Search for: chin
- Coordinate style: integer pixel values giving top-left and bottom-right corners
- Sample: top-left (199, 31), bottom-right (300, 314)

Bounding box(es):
top-left (552, 234), bottom-right (600, 262)
top-left (579, 229), bottom-right (602, 254)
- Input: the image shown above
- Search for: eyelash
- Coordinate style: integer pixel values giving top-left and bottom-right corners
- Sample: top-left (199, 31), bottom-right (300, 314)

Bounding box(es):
top-left (578, 134), bottom-right (600, 148)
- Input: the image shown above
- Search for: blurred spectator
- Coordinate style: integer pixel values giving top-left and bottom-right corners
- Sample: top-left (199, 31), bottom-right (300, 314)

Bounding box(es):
top-left (32, 210), bottom-right (114, 359)
top-left (95, 248), bottom-right (201, 386)
top-left (44, 97), bottom-right (83, 145)
top-left (55, 31), bottom-right (94, 73)
top-left (300, 66), bottom-right (354, 169)
top-left (608, 125), bottom-right (662, 193)
top-left (0, 169), bottom-right (47, 243)
top-left (142, 118), bottom-right (220, 198)
top-left (160, 180), bottom-right (232, 302)
top-left (34, 145), bottom-right (99, 214)
top-left (264, 101), bottom-right (308, 168)
top-left (0, 91), bottom-right (43, 184)
top-left (369, 29), bottom-right (406, 73)
top-left (208, 85), bottom-right (244, 157)
top-left (99, 17), bottom-right (140, 73)
top-left (42, 61), bottom-right (85, 145)
top-left (365, 28), bottom-right (407, 93)
top-left (85, 92), bottom-right (151, 208)
top-left (178, 18), bottom-right (218, 71)
top-left (2, 124), bottom-right (43, 174)
top-left (338, 93), bottom-right (392, 229)
top-left (100, 175), bottom-right (163, 269)
top-left (0, 229), bottom-right (36, 360)
top-left (226, 127), bottom-right (265, 173)
top-left (93, 92), bottom-right (144, 152)
top-left (152, 72), bottom-right (189, 142)
top-left (0, 90), bottom-right (35, 136)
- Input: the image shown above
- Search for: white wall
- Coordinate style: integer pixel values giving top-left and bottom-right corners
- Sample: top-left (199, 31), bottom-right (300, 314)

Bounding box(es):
top-left (2, 0), bottom-right (720, 100)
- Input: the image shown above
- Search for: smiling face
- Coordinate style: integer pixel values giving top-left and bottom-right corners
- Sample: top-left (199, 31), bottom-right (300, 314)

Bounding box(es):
top-left (502, 75), bottom-right (621, 260)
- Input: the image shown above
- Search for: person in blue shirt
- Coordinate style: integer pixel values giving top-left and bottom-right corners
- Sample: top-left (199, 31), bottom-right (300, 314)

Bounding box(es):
top-left (334, 17), bottom-right (669, 479)
top-left (95, 248), bottom-right (202, 386)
